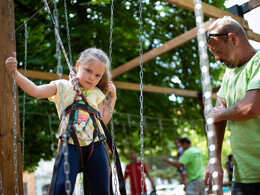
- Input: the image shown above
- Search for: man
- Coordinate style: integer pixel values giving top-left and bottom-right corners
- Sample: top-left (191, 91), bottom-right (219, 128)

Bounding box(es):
top-left (205, 16), bottom-right (260, 194)
top-left (174, 138), bottom-right (186, 184)
top-left (124, 151), bottom-right (156, 195)
top-left (163, 137), bottom-right (205, 195)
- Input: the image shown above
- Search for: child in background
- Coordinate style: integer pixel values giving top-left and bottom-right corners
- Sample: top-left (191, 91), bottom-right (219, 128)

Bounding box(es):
top-left (5, 48), bottom-right (119, 194)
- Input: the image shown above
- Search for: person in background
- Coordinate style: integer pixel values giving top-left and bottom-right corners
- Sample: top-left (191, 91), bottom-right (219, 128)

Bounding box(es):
top-left (225, 154), bottom-right (234, 183)
top-left (124, 151), bottom-right (156, 195)
top-left (163, 137), bottom-right (205, 195)
top-left (174, 138), bottom-right (186, 184)
top-left (204, 16), bottom-right (260, 195)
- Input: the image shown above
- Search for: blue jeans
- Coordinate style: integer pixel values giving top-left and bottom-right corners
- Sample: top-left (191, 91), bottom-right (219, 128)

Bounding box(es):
top-left (54, 142), bottom-right (110, 195)
top-left (231, 182), bottom-right (260, 195)
top-left (186, 179), bottom-right (205, 195)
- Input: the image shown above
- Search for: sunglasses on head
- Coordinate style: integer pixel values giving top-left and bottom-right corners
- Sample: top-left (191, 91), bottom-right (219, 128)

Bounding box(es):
top-left (206, 33), bottom-right (229, 43)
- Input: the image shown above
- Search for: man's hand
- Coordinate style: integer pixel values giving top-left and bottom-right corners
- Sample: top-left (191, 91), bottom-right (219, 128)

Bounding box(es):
top-left (205, 161), bottom-right (223, 193)
top-left (209, 105), bottom-right (226, 123)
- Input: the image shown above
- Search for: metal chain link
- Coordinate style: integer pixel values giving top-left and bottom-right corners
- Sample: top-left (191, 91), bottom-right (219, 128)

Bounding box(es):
top-left (22, 22), bottom-right (28, 172)
top-left (8, 0), bottom-right (19, 194)
top-left (63, 0), bottom-right (73, 65)
top-left (53, 1), bottom-right (71, 194)
top-left (138, 0), bottom-right (145, 194)
top-left (0, 172), bottom-right (4, 195)
top-left (110, 99), bottom-right (118, 195)
top-left (48, 115), bottom-right (55, 158)
top-left (193, 0), bottom-right (219, 192)
top-left (108, 0), bottom-right (118, 194)
top-left (79, 173), bottom-right (84, 195)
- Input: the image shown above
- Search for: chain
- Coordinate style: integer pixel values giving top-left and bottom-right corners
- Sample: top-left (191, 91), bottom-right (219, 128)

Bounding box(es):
top-left (64, 0), bottom-right (73, 65)
top-left (108, 0), bottom-right (114, 63)
top-left (8, 0), bottom-right (19, 194)
top-left (79, 173), bottom-right (83, 195)
top-left (48, 115), bottom-right (55, 158)
top-left (0, 172), bottom-right (4, 195)
top-left (138, 0), bottom-right (145, 194)
top-left (22, 22), bottom-right (28, 171)
top-left (110, 99), bottom-right (118, 194)
top-left (53, 0), bottom-right (71, 194)
top-left (108, 0), bottom-right (118, 194)
top-left (193, 0), bottom-right (219, 192)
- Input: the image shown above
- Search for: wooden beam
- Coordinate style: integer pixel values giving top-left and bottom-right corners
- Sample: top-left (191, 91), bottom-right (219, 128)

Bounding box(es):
top-left (162, 0), bottom-right (249, 29)
top-left (162, 0), bottom-right (260, 42)
top-left (18, 69), bottom-right (69, 80)
top-left (248, 0), bottom-right (260, 10)
top-left (114, 81), bottom-right (217, 99)
top-left (112, 20), bottom-right (214, 78)
top-left (0, 0), bottom-right (23, 194)
top-left (17, 69), bottom-right (217, 99)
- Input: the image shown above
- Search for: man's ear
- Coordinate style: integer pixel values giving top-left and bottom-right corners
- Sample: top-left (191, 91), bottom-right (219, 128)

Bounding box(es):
top-left (228, 33), bottom-right (237, 46)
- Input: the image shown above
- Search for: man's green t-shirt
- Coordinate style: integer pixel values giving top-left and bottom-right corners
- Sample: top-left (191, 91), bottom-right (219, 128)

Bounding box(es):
top-left (179, 146), bottom-right (204, 184)
top-left (217, 50), bottom-right (260, 183)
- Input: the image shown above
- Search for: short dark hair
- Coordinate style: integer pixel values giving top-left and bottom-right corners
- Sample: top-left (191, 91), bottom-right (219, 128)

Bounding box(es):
top-left (228, 154), bottom-right (233, 161)
top-left (180, 137), bottom-right (191, 145)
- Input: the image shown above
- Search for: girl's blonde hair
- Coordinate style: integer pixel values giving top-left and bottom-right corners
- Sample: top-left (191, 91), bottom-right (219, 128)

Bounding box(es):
top-left (77, 48), bottom-right (111, 94)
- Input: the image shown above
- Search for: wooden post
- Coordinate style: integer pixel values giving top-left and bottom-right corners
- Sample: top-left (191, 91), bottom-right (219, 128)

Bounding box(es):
top-left (0, 0), bottom-right (23, 194)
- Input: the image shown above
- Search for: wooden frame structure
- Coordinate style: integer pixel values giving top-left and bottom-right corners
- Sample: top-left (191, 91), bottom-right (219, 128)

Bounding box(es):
top-left (1, 0), bottom-right (260, 193)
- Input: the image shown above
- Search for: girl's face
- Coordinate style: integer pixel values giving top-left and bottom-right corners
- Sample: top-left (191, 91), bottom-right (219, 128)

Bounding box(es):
top-left (76, 59), bottom-right (105, 89)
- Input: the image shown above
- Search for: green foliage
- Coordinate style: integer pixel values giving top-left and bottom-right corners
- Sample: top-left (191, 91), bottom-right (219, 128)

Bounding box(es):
top-left (13, 0), bottom-right (229, 172)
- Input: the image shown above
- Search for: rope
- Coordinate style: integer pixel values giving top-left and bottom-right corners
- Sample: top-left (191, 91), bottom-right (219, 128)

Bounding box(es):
top-left (193, 0), bottom-right (219, 192)
top-left (42, 0), bottom-right (81, 94)
top-left (15, 0), bottom-right (53, 32)
top-left (138, 0), bottom-right (145, 194)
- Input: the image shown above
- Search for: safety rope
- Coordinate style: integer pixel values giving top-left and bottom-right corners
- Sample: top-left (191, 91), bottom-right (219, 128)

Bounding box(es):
top-left (193, 0), bottom-right (219, 192)
top-left (53, 0), bottom-right (71, 194)
top-left (8, 0), bottom-right (19, 194)
top-left (138, 0), bottom-right (145, 194)
top-left (22, 22), bottom-right (28, 171)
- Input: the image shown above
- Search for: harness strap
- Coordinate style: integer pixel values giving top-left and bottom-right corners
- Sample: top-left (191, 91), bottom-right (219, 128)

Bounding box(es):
top-left (48, 142), bottom-right (64, 194)
top-left (64, 102), bottom-right (100, 117)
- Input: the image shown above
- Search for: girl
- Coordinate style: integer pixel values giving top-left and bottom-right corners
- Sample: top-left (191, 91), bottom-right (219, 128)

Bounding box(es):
top-left (5, 48), bottom-right (120, 194)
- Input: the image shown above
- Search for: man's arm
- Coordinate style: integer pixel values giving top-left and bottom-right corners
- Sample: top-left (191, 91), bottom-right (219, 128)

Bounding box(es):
top-left (211, 89), bottom-right (260, 122)
top-left (162, 156), bottom-right (184, 168)
top-left (205, 97), bottom-right (227, 189)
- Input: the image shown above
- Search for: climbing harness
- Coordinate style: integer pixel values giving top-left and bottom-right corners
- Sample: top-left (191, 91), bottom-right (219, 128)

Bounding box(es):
top-left (48, 92), bottom-right (126, 195)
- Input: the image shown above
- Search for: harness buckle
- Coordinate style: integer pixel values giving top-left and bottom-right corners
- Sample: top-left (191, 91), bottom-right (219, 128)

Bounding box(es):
top-left (71, 103), bottom-right (77, 110)
top-left (96, 112), bottom-right (102, 120)
top-left (98, 134), bottom-right (107, 144)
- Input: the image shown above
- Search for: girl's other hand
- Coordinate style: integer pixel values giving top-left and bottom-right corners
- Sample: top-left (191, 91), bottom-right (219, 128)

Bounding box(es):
top-left (5, 52), bottom-right (17, 74)
top-left (107, 81), bottom-right (116, 99)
